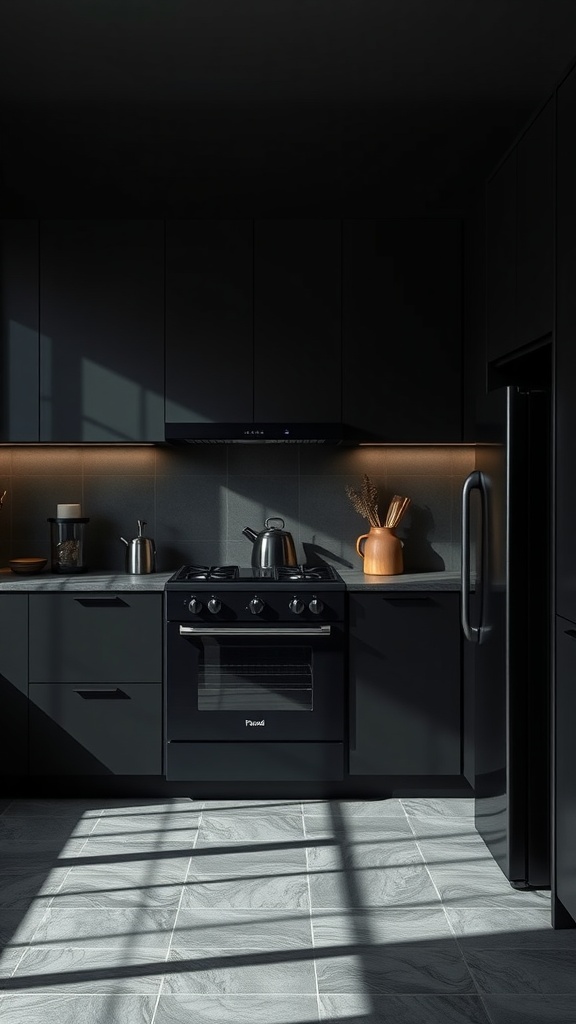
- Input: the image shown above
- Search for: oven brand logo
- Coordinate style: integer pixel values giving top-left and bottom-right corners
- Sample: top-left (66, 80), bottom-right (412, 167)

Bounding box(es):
top-left (245, 719), bottom-right (265, 727)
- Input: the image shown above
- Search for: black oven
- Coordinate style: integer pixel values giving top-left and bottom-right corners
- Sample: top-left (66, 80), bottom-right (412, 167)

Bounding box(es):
top-left (164, 565), bottom-right (345, 782)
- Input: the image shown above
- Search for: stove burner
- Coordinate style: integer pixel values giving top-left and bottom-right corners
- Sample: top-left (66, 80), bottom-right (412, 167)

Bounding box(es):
top-left (173, 565), bottom-right (239, 582)
top-left (276, 565), bottom-right (339, 582)
top-left (170, 563), bottom-right (340, 584)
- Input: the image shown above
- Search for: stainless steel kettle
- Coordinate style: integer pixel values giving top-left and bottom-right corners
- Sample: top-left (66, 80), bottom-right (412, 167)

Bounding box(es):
top-left (242, 517), bottom-right (298, 568)
top-left (120, 520), bottom-right (156, 574)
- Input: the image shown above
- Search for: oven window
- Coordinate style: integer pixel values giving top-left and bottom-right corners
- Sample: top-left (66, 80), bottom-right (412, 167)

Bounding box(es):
top-left (198, 644), bottom-right (313, 712)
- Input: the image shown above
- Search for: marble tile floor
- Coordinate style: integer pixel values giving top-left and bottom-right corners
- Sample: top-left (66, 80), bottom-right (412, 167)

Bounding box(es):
top-left (0, 795), bottom-right (572, 1023)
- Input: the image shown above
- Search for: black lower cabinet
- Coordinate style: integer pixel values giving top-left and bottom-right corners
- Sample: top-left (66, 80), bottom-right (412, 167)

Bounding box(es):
top-left (27, 593), bottom-right (163, 777)
top-left (555, 616), bottom-right (576, 926)
top-left (348, 593), bottom-right (461, 775)
top-left (0, 595), bottom-right (29, 776)
top-left (29, 594), bottom-right (162, 684)
top-left (29, 683), bottom-right (162, 775)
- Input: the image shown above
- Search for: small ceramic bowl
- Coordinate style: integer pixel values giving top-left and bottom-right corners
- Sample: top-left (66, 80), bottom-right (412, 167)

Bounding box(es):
top-left (9, 557), bottom-right (48, 575)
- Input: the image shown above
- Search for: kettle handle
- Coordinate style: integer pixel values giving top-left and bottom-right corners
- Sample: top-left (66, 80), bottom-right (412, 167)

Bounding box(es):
top-left (137, 520), bottom-right (146, 537)
top-left (265, 517), bottom-right (285, 530)
top-left (356, 533), bottom-right (368, 558)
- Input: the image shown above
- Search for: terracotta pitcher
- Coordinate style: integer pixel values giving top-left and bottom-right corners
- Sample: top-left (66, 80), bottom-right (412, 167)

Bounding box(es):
top-left (356, 526), bottom-right (403, 575)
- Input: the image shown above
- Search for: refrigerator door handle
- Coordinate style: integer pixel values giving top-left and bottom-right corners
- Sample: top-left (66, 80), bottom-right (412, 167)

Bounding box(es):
top-left (461, 470), bottom-right (482, 643)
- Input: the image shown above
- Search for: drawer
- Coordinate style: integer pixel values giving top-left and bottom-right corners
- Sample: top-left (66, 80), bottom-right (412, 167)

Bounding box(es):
top-left (166, 741), bottom-right (344, 781)
top-left (29, 682), bottom-right (162, 775)
top-left (29, 593), bottom-right (162, 683)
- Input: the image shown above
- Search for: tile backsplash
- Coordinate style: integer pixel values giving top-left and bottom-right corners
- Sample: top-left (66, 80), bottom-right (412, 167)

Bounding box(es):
top-left (0, 445), bottom-right (475, 574)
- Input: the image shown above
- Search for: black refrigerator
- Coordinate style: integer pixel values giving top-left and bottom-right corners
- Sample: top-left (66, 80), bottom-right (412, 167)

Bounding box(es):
top-left (461, 345), bottom-right (551, 890)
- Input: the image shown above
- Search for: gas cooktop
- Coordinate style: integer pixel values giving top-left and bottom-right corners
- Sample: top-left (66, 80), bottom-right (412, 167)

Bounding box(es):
top-left (166, 564), bottom-right (344, 587)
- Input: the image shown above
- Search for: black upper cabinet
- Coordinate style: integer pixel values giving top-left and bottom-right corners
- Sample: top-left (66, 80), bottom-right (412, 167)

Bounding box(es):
top-left (342, 219), bottom-right (462, 442)
top-left (0, 220), bottom-right (40, 442)
top-left (486, 98), bottom-right (554, 365)
top-left (253, 220), bottom-right (341, 423)
top-left (165, 220), bottom-right (253, 425)
top-left (486, 152), bottom-right (517, 364)
top-left (516, 98), bottom-right (554, 349)
top-left (165, 220), bottom-right (341, 429)
top-left (556, 68), bottom-right (576, 622)
top-left (39, 220), bottom-right (165, 442)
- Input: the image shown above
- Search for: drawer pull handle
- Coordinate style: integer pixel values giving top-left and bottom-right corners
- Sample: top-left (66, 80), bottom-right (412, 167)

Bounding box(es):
top-left (75, 597), bottom-right (129, 608)
top-left (73, 688), bottom-right (130, 700)
top-left (565, 629), bottom-right (576, 640)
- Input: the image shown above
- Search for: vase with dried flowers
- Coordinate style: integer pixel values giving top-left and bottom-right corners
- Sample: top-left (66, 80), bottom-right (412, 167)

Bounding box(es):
top-left (345, 474), bottom-right (411, 575)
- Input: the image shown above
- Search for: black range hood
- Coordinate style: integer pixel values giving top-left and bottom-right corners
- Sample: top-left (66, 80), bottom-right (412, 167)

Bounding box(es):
top-left (165, 423), bottom-right (343, 444)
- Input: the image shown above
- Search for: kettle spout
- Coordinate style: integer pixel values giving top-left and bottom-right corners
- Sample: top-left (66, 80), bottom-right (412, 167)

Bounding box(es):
top-left (120, 537), bottom-right (129, 546)
top-left (242, 527), bottom-right (258, 543)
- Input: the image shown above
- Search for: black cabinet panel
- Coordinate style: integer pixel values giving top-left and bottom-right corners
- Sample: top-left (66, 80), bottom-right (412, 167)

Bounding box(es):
top-left (342, 219), bottom-right (462, 442)
top-left (39, 220), bottom-right (164, 442)
top-left (349, 592), bottom-right (461, 775)
top-left (29, 682), bottom-right (162, 775)
top-left (0, 594), bottom-right (28, 775)
top-left (167, 742), bottom-right (343, 781)
top-left (253, 220), bottom-right (341, 423)
top-left (165, 220), bottom-right (253, 424)
top-left (556, 68), bottom-right (576, 622)
top-left (486, 152), bottom-right (517, 364)
top-left (0, 220), bottom-right (39, 442)
top-left (516, 98), bottom-right (554, 349)
top-left (29, 594), bottom-right (162, 683)
top-left (555, 616), bottom-right (576, 923)
top-left (486, 99), bottom-right (554, 367)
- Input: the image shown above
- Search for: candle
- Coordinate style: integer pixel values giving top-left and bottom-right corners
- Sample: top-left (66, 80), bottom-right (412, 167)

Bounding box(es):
top-left (57, 503), bottom-right (82, 519)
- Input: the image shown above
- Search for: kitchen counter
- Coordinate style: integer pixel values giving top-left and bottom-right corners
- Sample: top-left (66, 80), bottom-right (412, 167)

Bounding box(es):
top-left (0, 569), bottom-right (173, 591)
top-left (339, 569), bottom-right (462, 591)
top-left (0, 568), bottom-right (462, 592)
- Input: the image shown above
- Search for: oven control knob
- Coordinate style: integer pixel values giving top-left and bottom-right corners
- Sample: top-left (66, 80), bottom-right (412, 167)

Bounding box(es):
top-left (289, 598), bottom-right (305, 615)
top-left (207, 597), bottom-right (221, 614)
top-left (309, 598), bottom-right (324, 615)
top-left (249, 597), bottom-right (264, 615)
top-left (188, 598), bottom-right (203, 614)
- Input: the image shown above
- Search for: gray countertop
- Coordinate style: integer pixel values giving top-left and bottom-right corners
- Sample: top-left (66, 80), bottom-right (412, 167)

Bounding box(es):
top-left (338, 569), bottom-right (462, 591)
top-left (0, 567), bottom-right (461, 592)
top-left (0, 569), bottom-right (172, 591)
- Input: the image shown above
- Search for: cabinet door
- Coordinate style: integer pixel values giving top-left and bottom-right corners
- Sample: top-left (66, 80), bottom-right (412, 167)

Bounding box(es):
top-left (165, 220), bottom-right (253, 425)
top-left (555, 616), bottom-right (576, 924)
top-left (253, 220), bottom-right (341, 423)
top-left (556, 68), bottom-right (576, 622)
top-left (342, 220), bottom-right (462, 442)
top-left (0, 220), bottom-right (40, 442)
top-left (486, 151), bottom-right (517, 364)
top-left (39, 220), bottom-right (164, 442)
top-left (0, 594), bottom-right (28, 775)
top-left (29, 682), bottom-right (162, 775)
top-left (29, 594), bottom-right (162, 683)
top-left (516, 98), bottom-right (554, 349)
top-left (349, 593), bottom-right (461, 775)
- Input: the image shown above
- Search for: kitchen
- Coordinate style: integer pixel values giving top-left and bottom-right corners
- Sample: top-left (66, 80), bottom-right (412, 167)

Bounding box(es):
top-left (1, 2), bottom-right (576, 1022)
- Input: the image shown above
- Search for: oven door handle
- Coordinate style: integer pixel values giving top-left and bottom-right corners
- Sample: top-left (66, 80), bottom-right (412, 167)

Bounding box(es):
top-left (178, 625), bottom-right (332, 637)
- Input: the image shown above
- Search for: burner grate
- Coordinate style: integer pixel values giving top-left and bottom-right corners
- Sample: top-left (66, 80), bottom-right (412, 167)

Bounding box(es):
top-left (173, 565), bottom-right (239, 582)
top-left (276, 565), bottom-right (338, 582)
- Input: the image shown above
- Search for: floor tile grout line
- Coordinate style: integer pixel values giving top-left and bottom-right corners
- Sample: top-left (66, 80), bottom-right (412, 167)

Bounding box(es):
top-left (400, 798), bottom-right (501, 1013)
top-left (301, 802), bottom-right (322, 1023)
top-left (6, 805), bottom-right (105, 982)
top-left (149, 800), bottom-right (204, 1023)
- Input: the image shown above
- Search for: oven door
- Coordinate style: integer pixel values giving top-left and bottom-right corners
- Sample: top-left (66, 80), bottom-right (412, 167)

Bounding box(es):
top-left (166, 622), bottom-right (344, 741)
